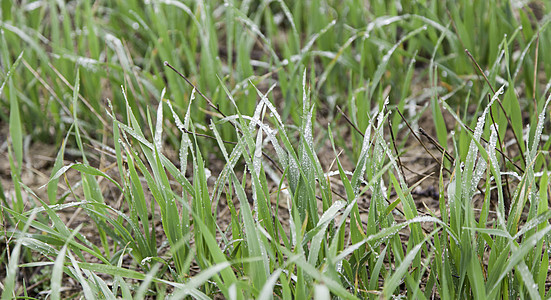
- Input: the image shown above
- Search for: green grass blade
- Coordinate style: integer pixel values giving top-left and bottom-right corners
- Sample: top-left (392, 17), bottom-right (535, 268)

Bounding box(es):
top-left (383, 230), bottom-right (438, 298)
top-left (1, 212), bottom-right (36, 300)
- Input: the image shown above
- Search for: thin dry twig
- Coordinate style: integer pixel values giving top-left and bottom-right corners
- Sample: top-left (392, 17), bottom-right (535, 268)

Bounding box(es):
top-left (418, 127), bottom-right (454, 164)
top-left (388, 116), bottom-right (408, 185)
top-left (396, 109), bottom-right (452, 175)
top-left (336, 105), bottom-right (363, 137)
top-left (164, 62), bottom-right (228, 119)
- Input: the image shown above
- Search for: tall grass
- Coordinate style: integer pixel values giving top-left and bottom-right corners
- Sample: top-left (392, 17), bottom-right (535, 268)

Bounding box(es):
top-left (1, 0), bottom-right (551, 299)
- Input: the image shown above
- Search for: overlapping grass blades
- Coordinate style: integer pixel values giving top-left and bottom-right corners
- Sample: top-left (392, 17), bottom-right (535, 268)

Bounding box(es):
top-left (3, 64), bottom-right (551, 298)
top-left (2, 1), bottom-right (551, 298)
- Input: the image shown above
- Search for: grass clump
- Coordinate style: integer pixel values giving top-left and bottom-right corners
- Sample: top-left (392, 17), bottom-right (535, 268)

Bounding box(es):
top-left (1, 1), bottom-right (551, 299)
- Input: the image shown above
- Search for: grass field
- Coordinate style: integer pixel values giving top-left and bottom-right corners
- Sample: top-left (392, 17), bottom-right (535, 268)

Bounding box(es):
top-left (1, 0), bottom-right (551, 299)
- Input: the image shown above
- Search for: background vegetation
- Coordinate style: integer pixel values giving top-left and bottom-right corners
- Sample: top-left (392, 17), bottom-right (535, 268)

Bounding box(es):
top-left (1, 0), bottom-right (550, 298)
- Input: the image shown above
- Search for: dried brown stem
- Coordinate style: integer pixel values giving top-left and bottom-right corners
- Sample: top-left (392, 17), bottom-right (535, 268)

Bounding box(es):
top-left (336, 105), bottom-right (364, 137)
top-left (418, 128), bottom-right (455, 164)
top-left (388, 116), bottom-right (408, 185)
top-left (396, 109), bottom-right (452, 175)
